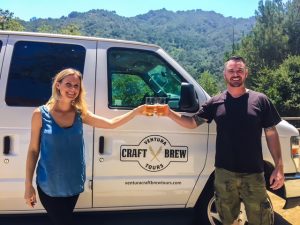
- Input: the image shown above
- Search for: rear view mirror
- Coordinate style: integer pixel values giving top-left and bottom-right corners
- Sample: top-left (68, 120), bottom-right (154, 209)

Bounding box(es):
top-left (179, 82), bottom-right (199, 112)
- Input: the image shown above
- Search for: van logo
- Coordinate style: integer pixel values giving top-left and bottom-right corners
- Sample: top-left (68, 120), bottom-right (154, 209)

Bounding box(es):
top-left (120, 135), bottom-right (188, 172)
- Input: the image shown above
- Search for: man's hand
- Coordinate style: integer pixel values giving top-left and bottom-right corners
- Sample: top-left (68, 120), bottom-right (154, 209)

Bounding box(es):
top-left (269, 165), bottom-right (284, 190)
top-left (265, 126), bottom-right (284, 190)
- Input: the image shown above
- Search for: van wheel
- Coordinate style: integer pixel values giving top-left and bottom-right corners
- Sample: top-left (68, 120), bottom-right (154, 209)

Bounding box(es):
top-left (207, 195), bottom-right (248, 225)
top-left (206, 195), bottom-right (274, 225)
top-left (195, 182), bottom-right (274, 225)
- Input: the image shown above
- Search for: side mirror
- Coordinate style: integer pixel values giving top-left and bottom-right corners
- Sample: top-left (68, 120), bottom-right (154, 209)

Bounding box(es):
top-left (179, 82), bottom-right (199, 112)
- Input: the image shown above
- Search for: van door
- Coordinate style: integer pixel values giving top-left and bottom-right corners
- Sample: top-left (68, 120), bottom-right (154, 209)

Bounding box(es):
top-left (0, 35), bottom-right (8, 74)
top-left (92, 42), bottom-right (209, 208)
top-left (0, 34), bottom-right (96, 211)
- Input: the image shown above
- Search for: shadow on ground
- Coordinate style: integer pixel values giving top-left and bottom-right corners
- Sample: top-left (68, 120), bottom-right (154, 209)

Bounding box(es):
top-left (0, 210), bottom-right (292, 225)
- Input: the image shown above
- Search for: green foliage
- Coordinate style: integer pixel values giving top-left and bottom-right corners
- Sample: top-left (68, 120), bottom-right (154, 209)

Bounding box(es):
top-left (0, 9), bottom-right (24, 31)
top-left (0, 9), bottom-right (13, 30)
top-left (37, 23), bottom-right (54, 33)
top-left (59, 24), bottom-right (81, 35)
top-left (5, 19), bottom-right (25, 31)
top-left (197, 71), bottom-right (220, 96)
top-left (112, 75), bottom-right (153, 106)
top-left (254, 0), bottom-right (288, 67)
top-left (255, 56), bottom-right (300, 116)
top-left (233, 0), bottom-right (300, 116)
top-left (235, 0), bottom-right (289, 87)
top-left (235, 1), bottom-right (300, 72)
top-left (284, 0), bottom-right (300, 55)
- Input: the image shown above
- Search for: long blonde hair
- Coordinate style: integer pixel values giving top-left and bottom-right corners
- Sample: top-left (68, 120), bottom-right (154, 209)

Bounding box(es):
top-left (46, 68), bottom-right (88, 117)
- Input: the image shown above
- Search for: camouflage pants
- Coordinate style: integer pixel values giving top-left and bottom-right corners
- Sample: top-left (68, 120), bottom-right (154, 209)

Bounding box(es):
top-left (214, 167), bottom-right (273, 225)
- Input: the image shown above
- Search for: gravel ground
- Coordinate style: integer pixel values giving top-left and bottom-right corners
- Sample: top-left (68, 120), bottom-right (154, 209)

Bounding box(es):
top-left (269, 191), bottom-right (300, 225)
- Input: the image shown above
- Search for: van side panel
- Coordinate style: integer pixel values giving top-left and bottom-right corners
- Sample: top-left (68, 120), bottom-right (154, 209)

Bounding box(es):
top-left (0, 35), bottom-right (8, 79)
top-left (0, 34), bottom-right (96, 212)
top-left (91, 41), bottom-right (209, 209)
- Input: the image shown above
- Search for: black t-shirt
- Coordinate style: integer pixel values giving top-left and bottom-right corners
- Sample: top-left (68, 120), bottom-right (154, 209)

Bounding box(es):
top-left (196, 90), bottom-right (281, 173)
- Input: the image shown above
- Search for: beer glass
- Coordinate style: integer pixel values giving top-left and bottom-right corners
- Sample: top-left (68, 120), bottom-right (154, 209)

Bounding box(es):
top-left (145, 97), bottom-right (156, 116)
top-left (291, 138), bottom-right (300, 168)
top-left (156, 97), bottom-right (167, 116)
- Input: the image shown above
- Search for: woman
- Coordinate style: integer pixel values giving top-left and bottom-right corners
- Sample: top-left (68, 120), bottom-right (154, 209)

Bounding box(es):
top-left (24, 68), bottom-right (145, 225)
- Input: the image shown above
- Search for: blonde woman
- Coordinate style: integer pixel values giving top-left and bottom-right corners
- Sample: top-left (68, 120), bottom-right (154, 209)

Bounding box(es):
top-left (24, 68), bottom-right (145, 225)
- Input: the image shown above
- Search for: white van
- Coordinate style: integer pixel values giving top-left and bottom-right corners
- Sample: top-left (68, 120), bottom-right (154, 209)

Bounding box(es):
top-left (0, 31), bottom-right (299, 224)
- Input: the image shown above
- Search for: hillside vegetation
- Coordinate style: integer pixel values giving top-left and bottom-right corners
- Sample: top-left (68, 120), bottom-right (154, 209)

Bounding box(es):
top-left (23, 8), bottom-right (255, 82)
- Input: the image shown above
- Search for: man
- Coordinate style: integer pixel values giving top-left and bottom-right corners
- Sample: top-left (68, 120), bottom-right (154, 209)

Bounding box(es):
top-left (166, 56), bottom-right (284, 225)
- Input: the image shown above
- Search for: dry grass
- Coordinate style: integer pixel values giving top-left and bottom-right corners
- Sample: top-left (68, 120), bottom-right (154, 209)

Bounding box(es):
top-left (269, 191), bottom-right (300, 225)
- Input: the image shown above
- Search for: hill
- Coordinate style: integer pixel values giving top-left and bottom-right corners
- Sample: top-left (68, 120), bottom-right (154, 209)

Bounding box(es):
top-left (23, 9), bottom-right (255, 80)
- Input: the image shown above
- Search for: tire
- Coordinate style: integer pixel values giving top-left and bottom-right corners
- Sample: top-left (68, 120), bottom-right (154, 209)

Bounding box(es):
top-left (195, 178), bottom-right (275, 225)
top-left (207, 195), bottom-right (247, 225)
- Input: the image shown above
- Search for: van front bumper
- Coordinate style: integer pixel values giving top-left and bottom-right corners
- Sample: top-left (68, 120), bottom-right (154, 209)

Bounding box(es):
top-left (283, 173), bottom-right (300, 209)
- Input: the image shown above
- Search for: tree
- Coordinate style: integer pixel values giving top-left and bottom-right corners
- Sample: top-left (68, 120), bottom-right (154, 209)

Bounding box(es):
top-left (233, 0), bottom-right (300, 117)
top-left (284, 0), bottom-right (300, 55)
top-left (0, 9), bottom-right (25, 31)
top-left (5, 19), bottom-right (25, 31)
top-left (197, 71), bottom-right (220, 96)
top-left (254, 0), bottom-right (288, 68)
top-left (255, 55), bottom-right (300, 116)
top-left (235, 0), bottom-right (288, 87)
top-left (37, 23), bottom-right (54, 33)
top-left (0, 9), bottom-right (14, 30)
top-left (59, 24), bottom-right (81, 35)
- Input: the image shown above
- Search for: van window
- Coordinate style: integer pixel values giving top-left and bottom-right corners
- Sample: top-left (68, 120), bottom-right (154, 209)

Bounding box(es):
top-left (108, 48), bottom-right (185, 110)
top-left (5, 41), bottom-right (86, 106)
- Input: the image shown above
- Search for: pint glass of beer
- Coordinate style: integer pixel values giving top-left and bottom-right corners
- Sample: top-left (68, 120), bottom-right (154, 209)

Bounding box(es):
top-left (145, 97), bottom-right (156, 116)
top-left (156, 97), bottom-right (168, 116)
top-left (291, 137), bottom-right (300, 168)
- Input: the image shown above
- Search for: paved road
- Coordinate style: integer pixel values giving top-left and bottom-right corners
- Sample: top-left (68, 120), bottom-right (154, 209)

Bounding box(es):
top-left (0, 210), bottom-right (292, 225)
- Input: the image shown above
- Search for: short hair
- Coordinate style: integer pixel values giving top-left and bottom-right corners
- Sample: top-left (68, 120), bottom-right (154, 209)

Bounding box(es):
top-left (224, 56), bottom-right (247, 68)
top-left (226, 56), bottom-right (246, 64)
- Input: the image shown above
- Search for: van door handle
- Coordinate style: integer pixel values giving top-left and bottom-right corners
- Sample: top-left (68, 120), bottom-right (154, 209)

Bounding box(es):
top-left (99, 136), bottom-right (104, 154)
top-left (3, 136), bottom-right (11, 155)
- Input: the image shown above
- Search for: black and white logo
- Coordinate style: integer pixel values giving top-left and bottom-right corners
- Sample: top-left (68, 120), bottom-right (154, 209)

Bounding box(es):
top-left (120, 135), bottom-right (188, 172)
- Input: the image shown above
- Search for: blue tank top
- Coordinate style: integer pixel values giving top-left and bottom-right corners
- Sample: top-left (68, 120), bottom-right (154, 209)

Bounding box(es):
top-left (36, 105), bottom-right (85, 197)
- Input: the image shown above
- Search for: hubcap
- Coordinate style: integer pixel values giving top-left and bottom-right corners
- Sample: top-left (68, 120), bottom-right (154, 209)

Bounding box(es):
top-left (207, 196), bottom-right (274, 225)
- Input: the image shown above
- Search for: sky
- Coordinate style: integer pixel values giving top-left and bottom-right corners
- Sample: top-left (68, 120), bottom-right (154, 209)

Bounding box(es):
top-left (1, 0), bottom-right (264, 21)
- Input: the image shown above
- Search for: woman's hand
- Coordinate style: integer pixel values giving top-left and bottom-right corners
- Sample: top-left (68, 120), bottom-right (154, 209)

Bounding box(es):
top-left (24, 184), bottom-right (37, 208)
top-left (134, 104), bottom-right (147, 115)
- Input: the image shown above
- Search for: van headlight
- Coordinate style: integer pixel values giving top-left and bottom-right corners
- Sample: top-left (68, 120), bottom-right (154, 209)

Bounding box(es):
top-left (291, 136), bottom-right (300, 172)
